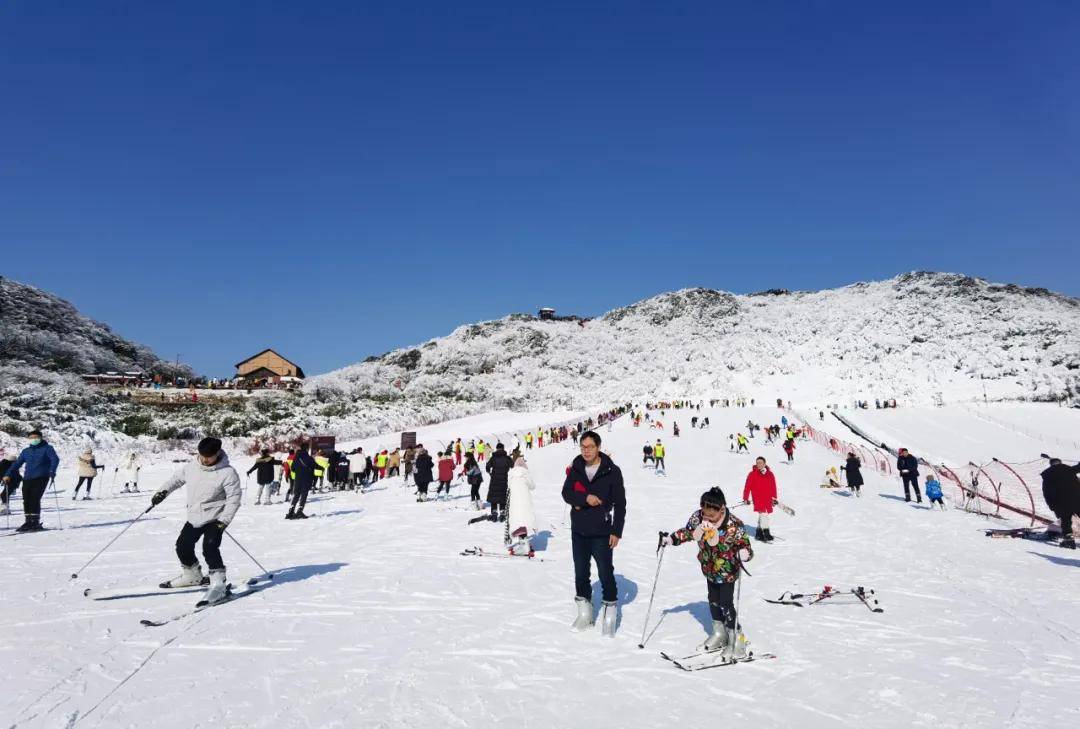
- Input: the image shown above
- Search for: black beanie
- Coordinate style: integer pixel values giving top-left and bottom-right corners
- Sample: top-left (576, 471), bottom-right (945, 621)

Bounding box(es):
top-left (198, 437), bottom-right (223, 457)
top-left (700, 487), bottom-right (726, 508)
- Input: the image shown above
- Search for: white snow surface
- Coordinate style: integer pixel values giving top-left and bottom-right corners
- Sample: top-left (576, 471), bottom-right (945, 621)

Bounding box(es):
top-left (3, 406), bottom-right (1080, 728)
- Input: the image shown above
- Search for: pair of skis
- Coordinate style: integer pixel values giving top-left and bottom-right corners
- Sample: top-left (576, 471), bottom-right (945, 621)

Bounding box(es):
top-left (82, 575), bottom-right (273, 626)
top-left (460, 546), bottom-right (548, 562)
top-left (764, 585), bottom-right (883, 612)
top-left (660, 648), bottom-right (777, 671)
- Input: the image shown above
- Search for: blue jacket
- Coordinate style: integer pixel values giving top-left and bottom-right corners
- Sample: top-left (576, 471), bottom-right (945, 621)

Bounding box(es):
top-left (925, 478), bottom-right (943, 500)
top-left (5, 441), bottom-right (60, 481)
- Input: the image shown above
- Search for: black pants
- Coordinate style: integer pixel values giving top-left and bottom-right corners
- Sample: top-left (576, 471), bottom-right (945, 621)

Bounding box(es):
top-left (572, 532), bottom-right (617, 602)
top-left (75, 476), bottom-right (95, 495)
top-left (1060, 511), bottom-right (1077, 538)
top-left (438, 479), bottom-right (451, 493)
top-left (22, 477), bottom-right (48, 521)
top-left (707, 580), bottom-right (737, 628)
top-left (389, 466), bottom-right (399, 476)
top-left (290, 482), bottom-right (311, 511)
top-left (655, 457), bottom-right (665, 469)
top-left (490, 499), bottom-right (505, 519)
top-left (902, 474), bottom-right (922, 501)
top-left (175, 521), bottom-right (225, 571)
top-left (470, 480), bottom-right (481, 501)
top-left (643, 455), bottom-right (653, 464)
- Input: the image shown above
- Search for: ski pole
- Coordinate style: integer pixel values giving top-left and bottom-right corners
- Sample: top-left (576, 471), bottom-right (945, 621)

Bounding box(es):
top-left (637, 532), bottom-right (668, 649)
top-left (50, 476), bottom-right (63, 529)
top-left (224, 531), bottom-right (274, 582)
top-left (70, 502), bottom-right (156, 579)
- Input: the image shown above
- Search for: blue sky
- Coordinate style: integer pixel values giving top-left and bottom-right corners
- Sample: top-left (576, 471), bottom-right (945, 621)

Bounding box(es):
top-left (3, 1), bottom-right (1077, 377)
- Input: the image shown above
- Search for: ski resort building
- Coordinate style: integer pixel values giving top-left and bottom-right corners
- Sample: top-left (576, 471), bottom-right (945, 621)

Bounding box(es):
top-left (234, 349), bottom-right (305, 388)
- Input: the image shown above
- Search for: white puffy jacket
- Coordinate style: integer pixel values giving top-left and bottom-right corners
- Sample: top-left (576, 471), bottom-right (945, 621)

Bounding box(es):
top-left (506, 463), bottom-right (537, 537)
top-left (161, 452), bottom-right (242, 527)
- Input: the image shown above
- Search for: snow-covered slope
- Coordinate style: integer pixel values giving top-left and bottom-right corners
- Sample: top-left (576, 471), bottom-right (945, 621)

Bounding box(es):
top-left (4, 405), bottom-right (1078, 728)
top-left (307, 272), bottom-right (1079, 440)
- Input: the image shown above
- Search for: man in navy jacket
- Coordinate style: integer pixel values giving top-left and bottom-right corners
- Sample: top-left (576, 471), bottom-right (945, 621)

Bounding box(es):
top-left (896, 448), bottom-right (922, 503)
top-left (2, 429), bottom-right (60, 532)
top-left (562, 430), bottom-right (625, 636)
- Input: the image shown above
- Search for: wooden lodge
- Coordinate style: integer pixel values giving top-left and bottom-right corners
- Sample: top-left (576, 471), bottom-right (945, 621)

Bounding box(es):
top-left (234, 349), bottom-right (305, 388)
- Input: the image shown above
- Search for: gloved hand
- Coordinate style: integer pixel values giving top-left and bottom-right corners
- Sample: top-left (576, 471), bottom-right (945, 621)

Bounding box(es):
top-left (660, 533), bottom-right (673, 547)
top-left (212, 520), bottom-right (227, 530)
top-left (151, 490), bottom-right (169, 506)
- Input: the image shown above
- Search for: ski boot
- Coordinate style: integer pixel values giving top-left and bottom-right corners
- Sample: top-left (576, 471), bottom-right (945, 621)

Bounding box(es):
top-left (571, 597), bottom-right (594, 632)
top-left (161, 563), bottom-right (205, 589)
top-left (762, 528), bottom-right (774, 542)
top-left (1060, 536), bottom-right (1076, 550)
top-left (295, 510), bottom-right (308, 519)
top-left (600, 600), bottom-right (618, 637)
top-left (722, 625), bottom-right (749, 661)
top-left (198, 569), bottom-right (229, 606)
top-left (700, 620), bottom-right (729, 652)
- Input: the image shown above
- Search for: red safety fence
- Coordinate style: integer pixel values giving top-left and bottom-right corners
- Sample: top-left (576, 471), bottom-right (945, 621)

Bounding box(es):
top-left (791, 412), bottom-right (1077, 533)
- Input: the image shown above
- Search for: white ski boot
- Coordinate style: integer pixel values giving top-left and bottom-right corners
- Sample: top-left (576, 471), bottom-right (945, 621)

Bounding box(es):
top-left (700, 620), bottom-right (729, 652)
top-left (571, 597), bottom-right (594, 632)
top-left (722, 625), bottom-right (749, 661)
top-left (508, 538), bottom-right (532, 557)
top-left (600, 600), bottom-right (618, 637)
top-left (161, 563), bottom-right (204, 589)
top-left (198, 569), bottom-right (229, 606)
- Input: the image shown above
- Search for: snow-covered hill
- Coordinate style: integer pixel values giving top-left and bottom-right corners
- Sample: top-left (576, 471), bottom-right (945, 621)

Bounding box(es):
top-left (306, 272), bottom-right (1079, 438)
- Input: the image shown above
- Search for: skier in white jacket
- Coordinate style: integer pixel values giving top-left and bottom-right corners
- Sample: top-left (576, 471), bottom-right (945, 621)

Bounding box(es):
top-left (152, 437), bottom-right (242, 605)
top-left (505, 457), bottom-right (538, 556)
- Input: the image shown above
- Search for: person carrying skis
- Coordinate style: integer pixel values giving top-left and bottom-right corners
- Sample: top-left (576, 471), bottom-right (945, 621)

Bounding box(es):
top-left (505, 456), bottom-right (537, 555)
top-left (246, 449), bottom-right (282, 505)
top-left (661, 486), bottom-right (753, 658)
top-left (436, 451), bottom-right (455, 496)
top-left (485, 443), bottom-right (513, 521)
top-left (152, 437), bottom-right (241, 605)
top-left (561, 430), bottom-right (625, 636)
top-left (2, 429), bottom-right (60, 532)
top-left (413, 446), bottom-right (434, 501)
top-left (1041, 458), bottom-right (1080, 549)
top-left (286, 442), bottom-right (319, 519)
top-left (840, 452), bottom-right (863, 496)
top-left (896, 448), bottom-right (922, 503)
top-left (742, 457), bottom-right (778, 542)
top-left (73, 448), bottom-right (105, 500)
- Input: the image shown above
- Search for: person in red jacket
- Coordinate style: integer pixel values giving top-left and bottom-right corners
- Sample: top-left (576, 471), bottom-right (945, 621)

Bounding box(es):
top-left (742, 457), bottom-right (778, 542)
top-left (437, 451), bottom-right (455, 497)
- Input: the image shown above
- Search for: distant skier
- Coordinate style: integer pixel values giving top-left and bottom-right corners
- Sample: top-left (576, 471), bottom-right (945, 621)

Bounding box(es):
top-left (1041, 458), bottom-right (1080, 549)
top-left (0, 448), bottom-right (23, 516)
top-left (896, 448), bottom-right (922, 503)
top-left (1, 429), bottom-right (59, 532)
top-left (152, 437), bottom-right (241, 605)
top-left (736, 433), bottom-right (749, 453)
top-left (73, 448), bottom-right (104, 500)
top-left (643, 443), bottom-right (654, 465)
top-left (413, 447), bottom-right (434, 502)
top-left (286, 442), bottom-right (319, 519)
top-left (485, 443), bottom-right (513, 521)
top-left (120, 452), bottom-right (141, 493)
top-left (661, 487), bottom-right (753, 658)
top-left (925, 476), bottom-right (945, 510)
top-left (742, 457), bottom-right (778, 542)
top-left (462, 452), bottom-right (483, 509)
top-left (246, 449), bottom-right (281, 505)
top-left (436, 451), bottom-right (455, 497)
top-left (654, 440), bottom-right (666, 471)
top-left (782, 437), bottom-right (795, 463)
top-left (562, 430), bottom-right (625, 636)
top-left (841, 452), bottom-right (863, 496)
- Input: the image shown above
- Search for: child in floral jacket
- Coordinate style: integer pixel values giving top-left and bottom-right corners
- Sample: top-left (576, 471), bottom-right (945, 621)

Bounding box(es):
top-left (662, 487), bottom-right (753, 656)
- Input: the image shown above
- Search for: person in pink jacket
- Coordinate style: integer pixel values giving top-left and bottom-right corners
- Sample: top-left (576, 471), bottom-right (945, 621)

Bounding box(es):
top-left (436, 452), bottom-right (455, 497)
top-left (742, 457), bottom-right (778, 543)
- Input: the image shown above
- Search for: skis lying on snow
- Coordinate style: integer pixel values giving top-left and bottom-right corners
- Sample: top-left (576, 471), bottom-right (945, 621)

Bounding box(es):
top-left (764, 585), bottom-right (882, 612)
top-left (984, 527), bottom-right (1059, 542)
top-left (84, 579), bottom-right (216, 601)
top-left (139, 576), bottom-right (273, 627)
top-left (460, 547), bottom-right (548, 562)
top-left (660, 649), bottom-right (777, 671)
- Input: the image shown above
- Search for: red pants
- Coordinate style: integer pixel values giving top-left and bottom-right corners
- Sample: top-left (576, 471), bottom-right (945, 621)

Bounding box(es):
top-left (455, 453), bottom-right (462, 465)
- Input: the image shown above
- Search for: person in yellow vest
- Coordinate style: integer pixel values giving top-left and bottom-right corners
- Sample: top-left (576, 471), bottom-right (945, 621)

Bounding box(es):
top-left (376, 450), bottom-right (389, 480)
top-left (454, 438), bottom-right (463, 465)
top-left (525, 432), bottom-right (533, 450)
top-left (314, 450), bottom-right (329, 491)
top-left (654, 440), bottom-right (666, 470)
top-left (476, 440), bottom-right (487, 463)
top-left (736, 433), bottom-right (749, 453)
top-left (537, 428), bottom-right (544, 448)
